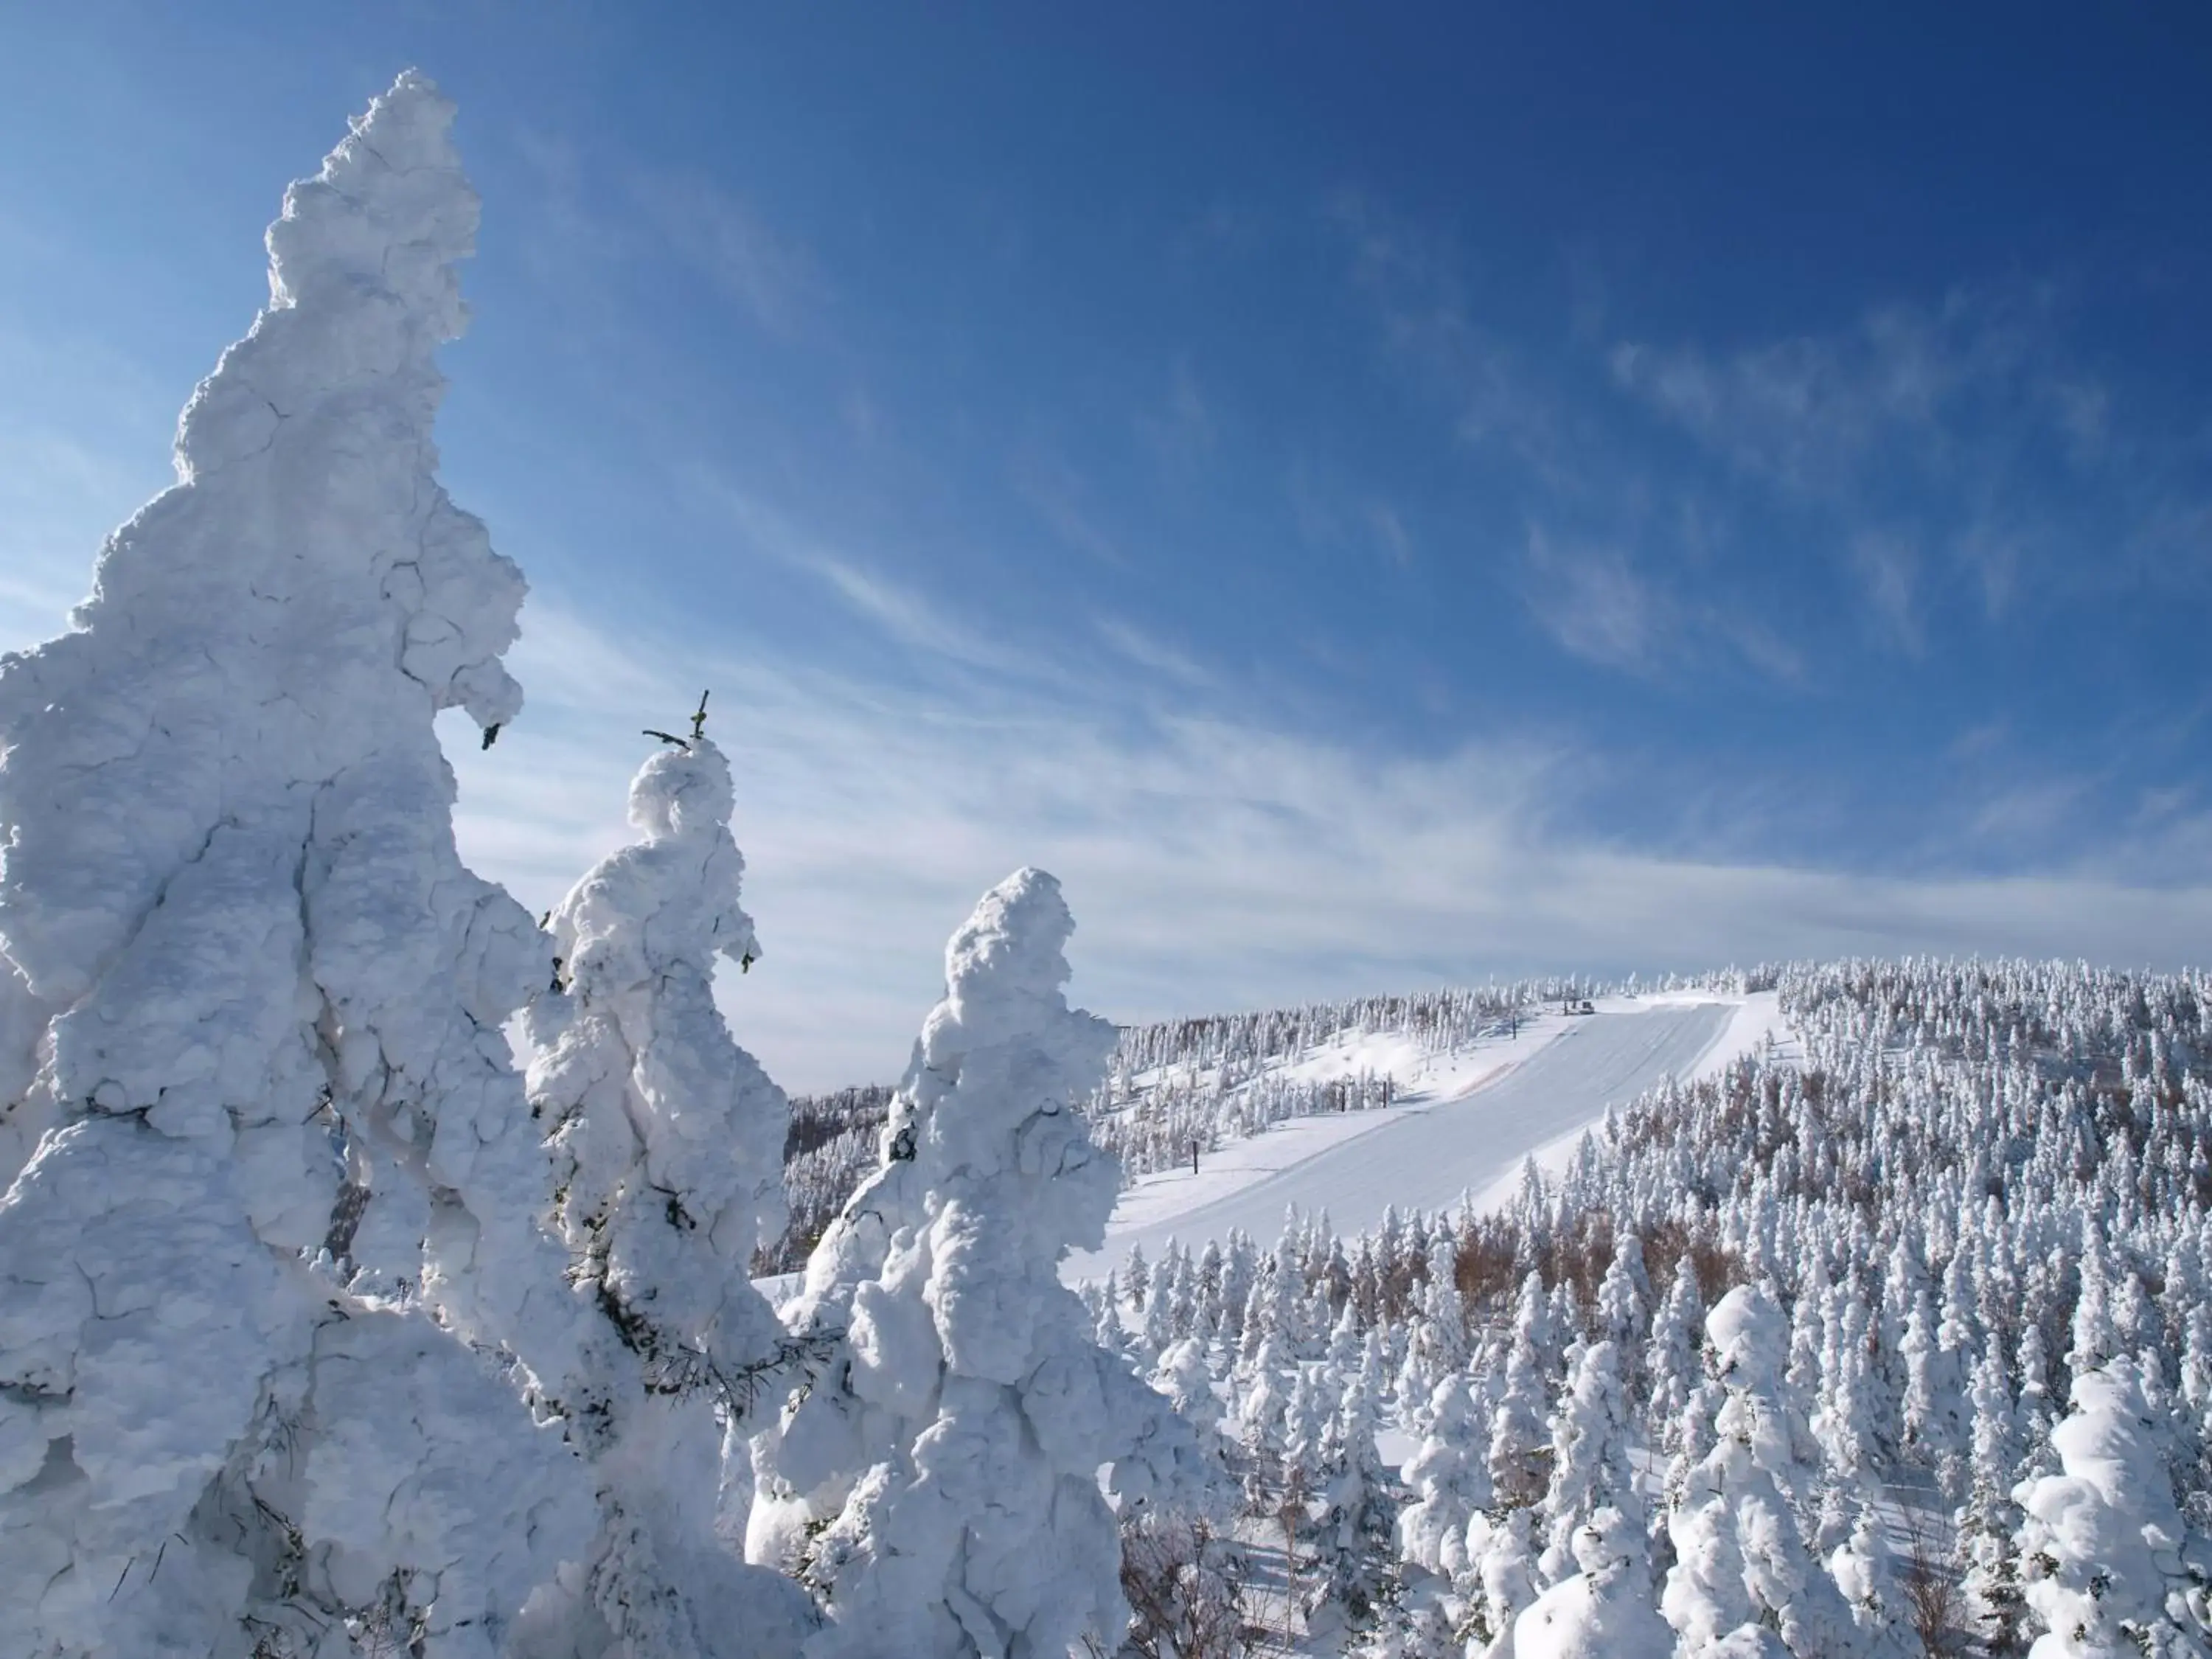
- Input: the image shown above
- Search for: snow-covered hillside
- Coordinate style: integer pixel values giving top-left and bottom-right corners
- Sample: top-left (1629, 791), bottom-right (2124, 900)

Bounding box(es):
top-left (762, 981), bottom-right (1769, 1278)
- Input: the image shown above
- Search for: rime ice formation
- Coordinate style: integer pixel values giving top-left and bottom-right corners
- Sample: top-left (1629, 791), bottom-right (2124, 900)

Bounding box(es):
top-left (513, 731), bottom-right (811, 1658)
top-left (751, 869), bottom-right (1204, 1659)
top-left (2014, 1357), bottom-right (2212, 1658)
top-left (1537, 1338), bottom-right (1640, 1585)
top-left (1660, 1286), bottom-right (1863, 1659)
top-left (1397, 1374), bottom-right (1489, 1579)
top-left (0, 956), bottom-right (41, 1183)
top-left (1512, 1509), bottom-right (1672, 1659)
top-left (0, 72), bottom-right (591, 1655)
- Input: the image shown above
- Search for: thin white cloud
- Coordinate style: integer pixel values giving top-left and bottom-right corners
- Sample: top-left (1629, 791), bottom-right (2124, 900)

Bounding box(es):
top-left (440, 594), bottom-right (2212, 1093)
top-left (1848, 530), bottom-right (1925, 655)
top-left (1326, 189), bottom-right (1557, 476)
top-left (1095, 617), bottom-right (1211, 687)
top-left (1607, 288), bottom-right (2122, 514)
top-left (1519, 526), bottom-right (1798, 682)
top-left (695, 475), bottom-right (1044, 678)
top-left (1135, 359), bottom-right (1216, 472)
top-left (630, 171), bottom-right (818, 340)
top-left (1011, 451), bottom-right (1125, 568)
top-left (1367, 504), bottom-right (1413, 568)
top-left (1523, 530), bottom-right (1664, 672)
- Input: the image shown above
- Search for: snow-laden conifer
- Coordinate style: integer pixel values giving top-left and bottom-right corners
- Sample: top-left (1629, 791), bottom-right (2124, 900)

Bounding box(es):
top-left (1314, 1331), bottom-right (1402, 1630)
top-left (1461, 1509), bottom-right (1540, 1653)
top-left (0, 72), bottom-right (591, 1656)
top-left (1152, 1335), bottom-right (1225, 1444)
top-left (1825, 1503), bottom-right (1896, 1638)
top-left (2014, 1355), bottom-right (2212, 1658)
top-left (512, 728), bottom-right (808, 1658)
top-left (1489, 1272), bottom-right (1556, 1509)
top-left (1646, 1252), bottom-right (1705, 1458)
top-left (752, 869), bottom-right (1202, 1658)
top-left (1960, 1336), bottom-right (2029, 1653)
top-left (1398, 1374), bottom-right (1491, 1579)
top-left (1510, 1508), bottom-right (1673, 1659)
top-left (1397, 1233), bottom-right (1469, 1413)
top-left (1660, 1286), bottom-right (1865, 1659)
top-left (1537, 1338), bottom-right (1641, 1585)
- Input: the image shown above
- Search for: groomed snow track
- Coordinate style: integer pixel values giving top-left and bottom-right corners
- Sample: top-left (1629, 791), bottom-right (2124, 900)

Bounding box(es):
top-left (1067, 1002), bottom-right (1733, 1277)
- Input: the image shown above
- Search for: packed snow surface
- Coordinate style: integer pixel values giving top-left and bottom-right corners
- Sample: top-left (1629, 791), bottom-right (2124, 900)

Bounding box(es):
top-left (1067, 1001), bottom-right (1736, 1279)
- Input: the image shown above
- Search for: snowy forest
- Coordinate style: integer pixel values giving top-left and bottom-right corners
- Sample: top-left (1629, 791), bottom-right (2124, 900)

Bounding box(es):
top-left (4, 70), bottom-right (2212, 1659)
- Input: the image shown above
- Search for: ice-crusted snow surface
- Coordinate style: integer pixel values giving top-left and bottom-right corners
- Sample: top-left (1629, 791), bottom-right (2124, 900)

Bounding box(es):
top-left (513, 733), bottom-right (813, 1659)
top-left (0, 71), bottom-right (593, 1656)
top-left (750, 869), bottom-right (1207, 1658)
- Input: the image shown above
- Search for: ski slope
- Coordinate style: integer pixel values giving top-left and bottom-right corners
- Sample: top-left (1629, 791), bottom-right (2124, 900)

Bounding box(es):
top-left (1065, 1001), bottom-right (1739, 1280)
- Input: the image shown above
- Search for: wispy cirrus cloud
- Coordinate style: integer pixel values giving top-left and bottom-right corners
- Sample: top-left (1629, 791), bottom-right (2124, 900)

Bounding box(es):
top-left (445, 590), bottom-right (2212, 1092)
top-left (1095, 616), bottom-right (1211, 687)
top-left (1135, 358), bottom-right (1216, 473)
top-left (1846, 530), bottom-right (1925, 655)
top-left (1601, 285), bottom-right (2209, 633)
top-left (692, 475), bottom-right (1046, 679)
top-left (630, 170), bottom-right (820, 341)
top-left (1520, 527), bottom-right (1806, 683)
top-left (1521, 532), bottom-right (1666, 673)
top-left (1009, 450), bottom-right (1126, 568)
top-left (1326, 188), bottom-right (1557, 470)
top-left (1606, 293), bottom-right (2073, 494)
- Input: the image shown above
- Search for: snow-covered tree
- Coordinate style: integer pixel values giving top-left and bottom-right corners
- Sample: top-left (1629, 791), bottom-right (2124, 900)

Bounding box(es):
top-left (1511, 1508), bottom-right (1672, 1659)
top-left (1397, 1233), bottom-right (1469, 1412)
top-left (1398, 1374), bottom-right (1492, 1579)
top-left (511, 728), bottom-right (809, 1658)
top-left (1537, 1339), bottom-right (1640, 1585)
top-left (1462, 1508), bottom-right (1540, 1652)
top-left (1489, 1272), bottom-right (1556, 1509)
top-left (751, 869), bottom-right (1201, 1658)
top-left (1901, 1285), bottom-right (1966, 1492)
top-left (1315, 1329), bottom-right (1401, 1630)
top-left (1661, 1286), bottom-right (1864, 1659)
top-left (1597, 1234), bottom-right (1650, 1397)
top-left (1826, 1503), bottom-right (1896, 1639)
top-left (2014, 1355), bottom-right (2212, 1658)
top-left (0, 72), bottom-right (593, 1657)
top-left (1961, 1337), bottom-right (2029, 1655)
top-left (1646, 1252), bottom-right (1705, 1458)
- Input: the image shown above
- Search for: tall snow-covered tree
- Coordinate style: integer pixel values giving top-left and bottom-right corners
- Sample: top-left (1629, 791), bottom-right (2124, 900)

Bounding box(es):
top-left (1462, 1508), bottom-right (1540, 1653)
top-left (1660, 1286), bottom-right (1865, 1659)
top-left (1397, 1233), bottom-right (1469, 1413)
top-left (750, 869), bottom-right (1202, 1658)
top-left (512, 729), bottom-right (809, 1658)
top-left (1510, 1508), bottom-right (1673, 1659)
top-left (1397, 1374), bottom-right (1491, 1580)
top-left (1313, 1332), bottom-right (1402, 1630)
top-left (1537, 1339), bottom-right (1641, 1586)
top-left (2014, 1355), bottom-right (2212, 1658)
top-left (0, 72), bottom-right (592, 1658)
top-left (1960, 1337), bottom-right (2029, 1655)
top-left (1489, 1271), bottom-right (1557, 1509)
top-left (1646, 1251), bottom-right (1705, 1458)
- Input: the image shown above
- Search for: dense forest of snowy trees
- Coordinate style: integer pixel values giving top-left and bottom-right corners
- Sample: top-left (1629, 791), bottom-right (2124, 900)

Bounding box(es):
top-left (5, 71), bottom-right (2212, 1659)
top-left (1081, 957), bottom-right (2212, 1655)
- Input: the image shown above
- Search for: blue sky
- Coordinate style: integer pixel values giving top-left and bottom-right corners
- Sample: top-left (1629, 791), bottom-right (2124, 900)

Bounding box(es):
top-left (4, 5), bottom-right (2211, 1087)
